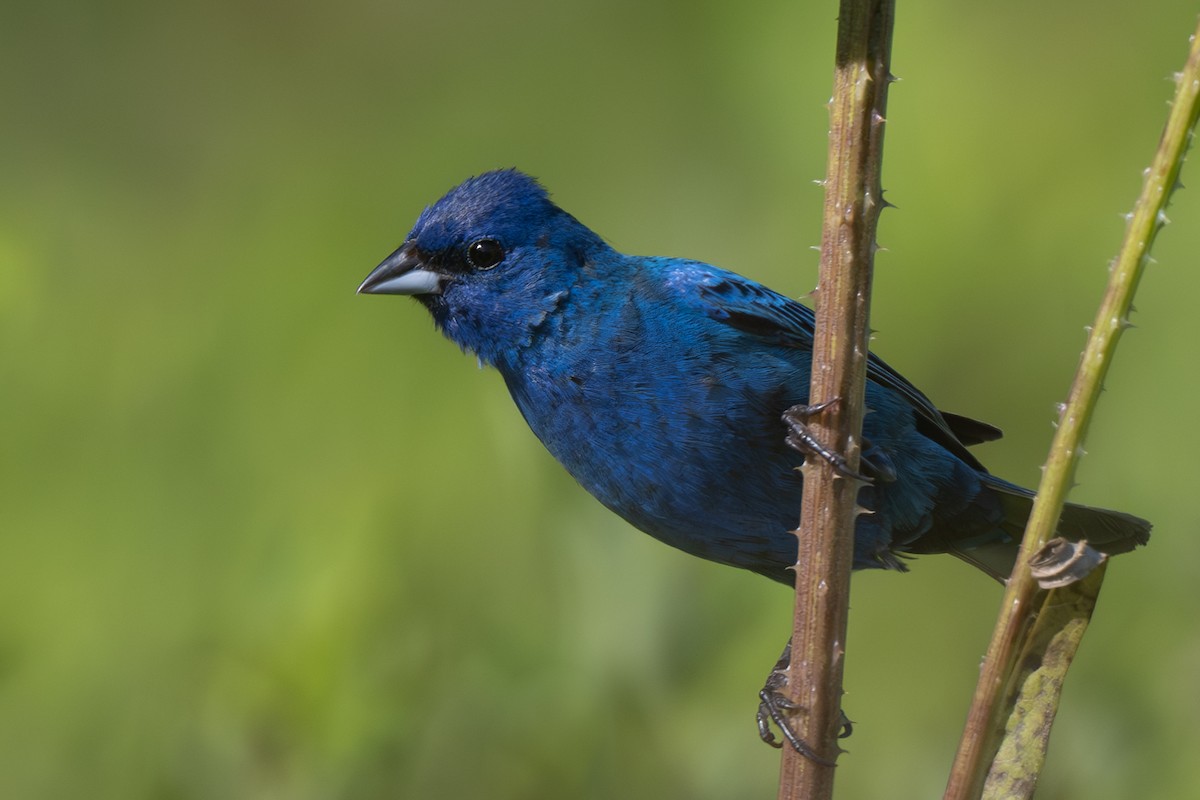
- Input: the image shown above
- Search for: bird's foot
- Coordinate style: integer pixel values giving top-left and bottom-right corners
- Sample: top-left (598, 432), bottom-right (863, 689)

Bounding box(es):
top-left (755, 639), bottom-right (851, 765)
top-left (782, 401), bottom-right (871, 482)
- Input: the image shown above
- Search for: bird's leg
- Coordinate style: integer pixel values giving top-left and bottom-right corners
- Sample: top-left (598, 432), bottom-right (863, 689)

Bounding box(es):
top-left (782, 401), bottom-right (871, 482)
top-left (756, 638), bottom-right (852, 765)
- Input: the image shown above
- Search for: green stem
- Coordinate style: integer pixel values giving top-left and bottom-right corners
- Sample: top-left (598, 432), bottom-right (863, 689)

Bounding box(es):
top-left (943, 20), bottom-right (1200, 800)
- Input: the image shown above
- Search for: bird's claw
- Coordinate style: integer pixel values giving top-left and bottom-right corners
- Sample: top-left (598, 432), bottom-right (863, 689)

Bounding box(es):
top-left (859, 440), bottom-right (898, 483)
top-left (782, 401), bottom-right (872, 483)
top-left (757, 688), bottom-right (840, 765)
top-left (755, 640), bottom-right (846, 766)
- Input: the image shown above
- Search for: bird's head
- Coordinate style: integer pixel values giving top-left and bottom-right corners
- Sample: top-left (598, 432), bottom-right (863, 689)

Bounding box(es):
top-left (359, 169), bottom-right (607, 368)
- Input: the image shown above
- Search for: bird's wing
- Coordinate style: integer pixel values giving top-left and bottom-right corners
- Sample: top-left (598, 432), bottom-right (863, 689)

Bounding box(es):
top-left (940, 411), bottom-right (1003, 446)
top-left (688, 267), bottom-right (999, 467)
top-left (690, 268), bottom-right (819, 347)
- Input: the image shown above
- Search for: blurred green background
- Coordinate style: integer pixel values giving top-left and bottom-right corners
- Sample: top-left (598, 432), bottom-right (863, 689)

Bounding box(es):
top-left (3, 1), bottom-right (1198, 798)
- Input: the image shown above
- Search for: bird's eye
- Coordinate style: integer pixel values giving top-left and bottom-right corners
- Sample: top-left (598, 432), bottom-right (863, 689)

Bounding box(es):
top-left (466, 238), bottom-right (505, 270)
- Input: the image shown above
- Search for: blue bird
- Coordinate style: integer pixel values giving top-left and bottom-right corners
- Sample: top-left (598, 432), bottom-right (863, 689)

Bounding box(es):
top-left (358, 169), bottom-right (1149, 752)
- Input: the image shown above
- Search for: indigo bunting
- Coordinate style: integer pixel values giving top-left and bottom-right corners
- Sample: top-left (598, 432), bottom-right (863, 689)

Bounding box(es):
top-left (358, 169), bottom-right (1149, 753)
top-left (360, 168), bottom-right (1148, 580)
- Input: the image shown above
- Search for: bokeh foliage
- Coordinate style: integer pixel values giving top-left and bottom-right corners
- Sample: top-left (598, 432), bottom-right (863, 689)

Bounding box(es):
top-left (2, 2), bottom-right (1197, 798)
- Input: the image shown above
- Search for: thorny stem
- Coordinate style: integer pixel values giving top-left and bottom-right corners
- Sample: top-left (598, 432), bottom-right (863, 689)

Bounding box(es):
top-left (776, 2), bottom-right (895, 800)
top-left (943, 21), bottom-right (1200, 800)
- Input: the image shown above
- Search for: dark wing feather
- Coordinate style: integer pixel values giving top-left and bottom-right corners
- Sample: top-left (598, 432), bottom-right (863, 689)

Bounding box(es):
top-left (941, 412), bottom-right (1003, 446)
top-left (695, 272), bottom-right (996, 470)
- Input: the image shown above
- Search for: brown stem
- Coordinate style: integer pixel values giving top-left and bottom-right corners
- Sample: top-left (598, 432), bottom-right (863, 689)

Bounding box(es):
top-left (776, 2), bottom-right (895, 799)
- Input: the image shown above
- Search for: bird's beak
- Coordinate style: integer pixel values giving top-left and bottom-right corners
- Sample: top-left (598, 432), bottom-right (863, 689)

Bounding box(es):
top-left (357, 243), bottom-right (443, 296)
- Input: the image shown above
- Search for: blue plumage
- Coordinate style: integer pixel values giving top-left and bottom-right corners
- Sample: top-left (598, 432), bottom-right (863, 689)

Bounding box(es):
top-left (359, 169), bottom-right (1149, 584)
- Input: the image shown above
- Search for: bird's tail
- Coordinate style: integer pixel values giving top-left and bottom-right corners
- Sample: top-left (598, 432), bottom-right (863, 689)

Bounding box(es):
top-left (947, 478), bottom-right (1152, 582)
